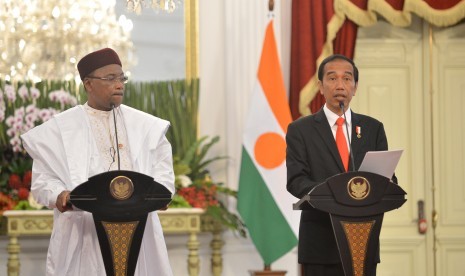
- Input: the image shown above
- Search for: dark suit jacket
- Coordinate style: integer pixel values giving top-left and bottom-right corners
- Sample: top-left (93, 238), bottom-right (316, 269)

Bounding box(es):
top-left (286, 108), bottom-right (394, 264)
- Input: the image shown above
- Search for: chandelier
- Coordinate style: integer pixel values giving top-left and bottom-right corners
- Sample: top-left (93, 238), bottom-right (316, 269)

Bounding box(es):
top-left (0, 0), bottom-right (134, 83)
top-left (126, 0), bottom-right (180, 14)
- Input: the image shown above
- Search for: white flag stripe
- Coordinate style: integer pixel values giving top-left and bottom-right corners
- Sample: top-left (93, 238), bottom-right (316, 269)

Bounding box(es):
top-left (243, 80), bottom-right (300, 237)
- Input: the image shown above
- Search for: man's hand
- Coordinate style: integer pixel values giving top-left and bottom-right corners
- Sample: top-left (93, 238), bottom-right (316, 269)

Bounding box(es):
top-left (56, 190), bottom-right (73, 213)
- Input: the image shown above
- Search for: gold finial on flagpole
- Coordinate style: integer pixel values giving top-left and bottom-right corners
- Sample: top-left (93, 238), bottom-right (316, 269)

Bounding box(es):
top-left (268, 0), bottom-right (274, 12)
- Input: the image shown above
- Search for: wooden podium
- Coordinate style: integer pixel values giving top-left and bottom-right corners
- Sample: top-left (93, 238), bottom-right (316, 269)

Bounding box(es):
top-left (293, 171), bottom-right (406, 276)
top-left (70, 170), bottom-right (172, 276)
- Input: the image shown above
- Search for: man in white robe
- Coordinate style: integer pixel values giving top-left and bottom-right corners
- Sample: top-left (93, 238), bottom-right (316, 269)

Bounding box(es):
top-left (21, 48), bottom-right (174, 276)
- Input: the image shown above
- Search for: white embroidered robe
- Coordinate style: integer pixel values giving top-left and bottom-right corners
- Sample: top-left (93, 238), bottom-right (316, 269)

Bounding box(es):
top-left (21, 104), bottom-right (175, 276)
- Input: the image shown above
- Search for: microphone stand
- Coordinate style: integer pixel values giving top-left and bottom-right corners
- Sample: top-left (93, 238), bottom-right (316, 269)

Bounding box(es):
top-left (111, 104), bottom-right (121, 170)
top-left (339, 102), bottom-right (356, 171)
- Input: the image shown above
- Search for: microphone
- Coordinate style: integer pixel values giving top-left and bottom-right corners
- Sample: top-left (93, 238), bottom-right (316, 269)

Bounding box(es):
top-left (339, 102), bottom-right (356, 171)
top-left (111, 104), bottom-right (121, 170)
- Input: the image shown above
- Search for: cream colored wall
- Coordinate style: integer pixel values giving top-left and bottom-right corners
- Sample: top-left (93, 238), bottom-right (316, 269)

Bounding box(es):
top-left (113, 1), bottom-right (186, 81)
top-left (430, 23), bottom-right (465, 276)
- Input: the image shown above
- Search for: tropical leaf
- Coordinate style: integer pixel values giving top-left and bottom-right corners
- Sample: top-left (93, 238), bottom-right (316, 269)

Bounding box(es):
top-left (206, 203), bottom-right (247, 238)
top-left (180, 136), bottom-right (227, 181)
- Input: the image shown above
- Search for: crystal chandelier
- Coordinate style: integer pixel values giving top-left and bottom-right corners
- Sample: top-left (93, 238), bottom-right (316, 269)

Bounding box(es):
top-left (0, 0), bottom-right (134, 83)
top-left (126, 0), bottom-right (180, 14)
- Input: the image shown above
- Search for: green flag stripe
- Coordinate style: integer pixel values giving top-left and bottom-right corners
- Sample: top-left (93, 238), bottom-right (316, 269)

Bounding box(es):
top-left (237, 147), bottom-right (298, 265)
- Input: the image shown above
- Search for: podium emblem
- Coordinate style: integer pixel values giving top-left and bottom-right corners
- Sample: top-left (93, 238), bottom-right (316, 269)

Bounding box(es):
top-left (347, 176), bottom-right (370, 200)
top-left (110, 176), bottom-right (134, 200)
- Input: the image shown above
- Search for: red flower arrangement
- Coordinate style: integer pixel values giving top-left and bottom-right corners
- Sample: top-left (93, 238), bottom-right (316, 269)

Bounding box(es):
top-left (0, 192), bottom-right (16, 212)
top-left (8, 174), bottom-right (22, 189)
top-left (177, 182), bottom-right (219, 209)
top-left (168, 136), bottom-right (247, 237)
top-left (0, 172), bottom-right (31, 210)
top-left (171, 175), bottom-right (246, 237)
top-left (0, 147), bottom-right (37, 212)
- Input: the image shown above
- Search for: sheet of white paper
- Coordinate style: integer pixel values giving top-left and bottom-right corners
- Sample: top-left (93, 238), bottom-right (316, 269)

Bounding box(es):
top-left (358, 150), bottom-right (403, 179)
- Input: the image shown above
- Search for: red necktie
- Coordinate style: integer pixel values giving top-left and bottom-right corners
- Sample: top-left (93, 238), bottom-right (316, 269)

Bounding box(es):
top-left (336, 117), bottom-right (349, 171)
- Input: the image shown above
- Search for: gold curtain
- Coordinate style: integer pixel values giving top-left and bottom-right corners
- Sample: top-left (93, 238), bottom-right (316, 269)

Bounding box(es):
top-left (336, 0), bottom-right (465, 28)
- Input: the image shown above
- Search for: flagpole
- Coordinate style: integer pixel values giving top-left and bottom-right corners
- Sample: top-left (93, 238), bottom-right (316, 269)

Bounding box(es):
top-left (250, 264), bottom-right (286, 276)
top-left (251, 4), bottom-right (286, 275)
top-left (239, 0), bottom-right (298, 275)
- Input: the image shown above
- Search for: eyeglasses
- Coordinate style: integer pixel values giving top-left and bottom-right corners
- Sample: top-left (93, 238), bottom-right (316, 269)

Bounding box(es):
top-left (87, 75), bottom-right (129, 84)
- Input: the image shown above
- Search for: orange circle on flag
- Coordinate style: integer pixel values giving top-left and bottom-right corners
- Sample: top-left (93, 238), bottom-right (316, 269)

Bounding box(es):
top-left (254, 132), bottom-right (286, 169)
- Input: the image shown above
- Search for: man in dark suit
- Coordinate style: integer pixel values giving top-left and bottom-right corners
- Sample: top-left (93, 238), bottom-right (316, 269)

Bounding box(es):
top-left (286, 54), bottom-right (395, 276)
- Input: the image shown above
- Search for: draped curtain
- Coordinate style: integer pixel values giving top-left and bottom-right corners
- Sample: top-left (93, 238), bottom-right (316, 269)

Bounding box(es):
top-left (290, 0), bottom-right (465, 120)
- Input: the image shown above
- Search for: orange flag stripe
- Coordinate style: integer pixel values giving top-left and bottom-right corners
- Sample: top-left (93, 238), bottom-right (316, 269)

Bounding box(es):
top-left (257, 21), bottom-right (292, 133)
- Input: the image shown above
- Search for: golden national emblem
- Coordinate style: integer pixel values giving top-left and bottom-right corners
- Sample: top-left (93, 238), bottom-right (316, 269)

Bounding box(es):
top-left (109, 176), bottom-right (134, 200)
top-left (347, 176), bottom-right (370, 200)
